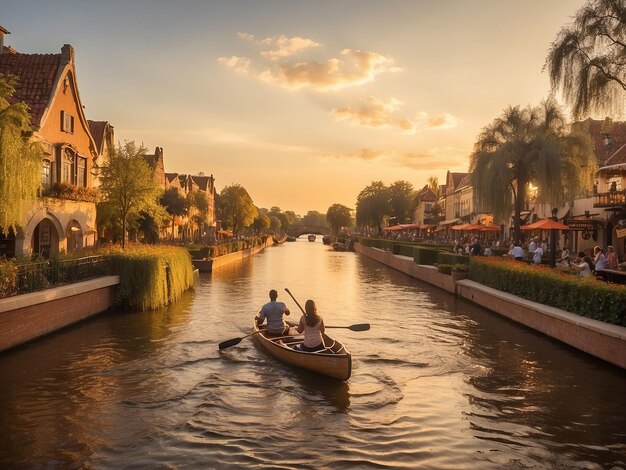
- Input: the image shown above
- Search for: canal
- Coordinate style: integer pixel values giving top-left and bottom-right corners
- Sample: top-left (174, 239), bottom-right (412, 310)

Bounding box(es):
top-left (0, 239), bottom-right (624, 469)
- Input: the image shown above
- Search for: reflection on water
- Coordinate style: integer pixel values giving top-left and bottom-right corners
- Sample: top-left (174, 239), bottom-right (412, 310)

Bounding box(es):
top-left (0, 241), bottom-right (624, 469)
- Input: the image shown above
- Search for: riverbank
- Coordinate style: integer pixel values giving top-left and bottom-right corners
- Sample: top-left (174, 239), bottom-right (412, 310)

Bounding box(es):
top-left (192, 236), bottom-right (277, 272)
top-left (355, 242), bottom-right (626, 369)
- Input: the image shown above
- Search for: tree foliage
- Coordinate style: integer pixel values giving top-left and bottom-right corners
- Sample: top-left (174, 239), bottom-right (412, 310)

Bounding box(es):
top-left (427, 176), bottom-right (444, 224)
top-left (326, 203), bottom-right (353, 235)
top-left (252, 210), bottom-right (270, 234)
top-left (356, 181), bottom-right (390, 234)
top-left (98, 141), bottom-right (162, 248)
top-left (160, 187), bottom-right (187, 239)
top-left (546, 0), bottom-right (626, 118)
top-left (0, 74), bottom-right (43, 233)
top-left (219, 184), bottom-right (258, 235)
top-left (469, 100), bottom-right (595, 241)
top-left (388, 180), bottom-right (415, 224)
top-left (301, 210), bottom-right (327, 227)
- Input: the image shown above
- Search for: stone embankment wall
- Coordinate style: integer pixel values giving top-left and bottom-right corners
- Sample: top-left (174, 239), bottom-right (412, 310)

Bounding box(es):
top-left (355, 242), bottom-right (626, 369)
top-left (194, 237), bottom-right (276, 272)
top-left (0, 276), bottom-right (120, 352)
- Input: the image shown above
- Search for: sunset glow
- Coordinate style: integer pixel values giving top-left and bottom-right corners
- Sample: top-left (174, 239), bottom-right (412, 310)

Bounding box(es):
top-left (5, 0), bottom-right (586, 214)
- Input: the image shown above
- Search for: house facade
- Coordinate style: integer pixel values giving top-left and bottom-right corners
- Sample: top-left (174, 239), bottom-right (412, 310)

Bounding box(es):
top-left (0, 28), bottom-right (99, 258)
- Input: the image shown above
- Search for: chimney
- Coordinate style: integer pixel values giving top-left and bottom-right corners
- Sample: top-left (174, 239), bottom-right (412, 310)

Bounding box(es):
top-left (61, 44), bottom-right (74, 64)
top-left (0, 26), bottom-right (10, 55)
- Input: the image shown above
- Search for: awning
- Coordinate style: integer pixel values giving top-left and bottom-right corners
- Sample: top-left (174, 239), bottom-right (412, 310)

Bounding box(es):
top-left (521, 218), bottom-right (569, 231)
top-left (217, 229), bottom-right (233, 236)
top-left (439, 218), bottom-right (460, 226)
top-left (383, 224), bottom-right (420, 231)
top-left (461, 224), bottom-right (485, 231)
top-left (480, 223), bottom-right (502, 231)
top-left (451, 224), bottom-right (469, 230)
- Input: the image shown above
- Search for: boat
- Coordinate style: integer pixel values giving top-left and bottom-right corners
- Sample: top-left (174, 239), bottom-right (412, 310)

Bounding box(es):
top-left (286, 236), bottom-right (296, 242)
top-left (253, 321), bottom-right (352, 380)
top-left (308, 234), bottom-right (316, 242)
top-left (322, 235), bottom-right (334, 245)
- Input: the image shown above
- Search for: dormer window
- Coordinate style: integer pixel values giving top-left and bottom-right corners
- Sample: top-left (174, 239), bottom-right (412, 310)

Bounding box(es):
top-left (61, 110), bottom-right (74, 134)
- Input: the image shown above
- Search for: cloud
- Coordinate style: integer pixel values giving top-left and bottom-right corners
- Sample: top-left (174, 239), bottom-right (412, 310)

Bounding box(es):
top-left (331, 96), bottom-right (458, 133)
top-left (216, 56), bottom-right (250, 74)
top-left (322, 146), bottom-right (469, 170)
top-left (218, 34), bottom-right (400, 91)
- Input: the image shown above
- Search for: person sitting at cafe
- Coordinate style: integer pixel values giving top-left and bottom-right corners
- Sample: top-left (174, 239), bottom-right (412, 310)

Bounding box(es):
top-left (573, 252), bottom-right (593, 278)
top-left (605, 245), bottom-right (618, 269)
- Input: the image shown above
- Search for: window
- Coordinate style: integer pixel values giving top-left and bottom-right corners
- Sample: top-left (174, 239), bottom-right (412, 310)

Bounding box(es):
top-left (61, 110), bottom-right (74, 134)
top-left (41, 160), bottom-right (51, 189)
top-left (77, 157), bottom-right (86, 187)
top-left (62, 150), bottom-right (73, 184)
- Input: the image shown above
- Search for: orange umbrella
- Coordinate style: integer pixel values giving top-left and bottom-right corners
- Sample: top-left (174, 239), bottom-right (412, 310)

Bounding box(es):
top-left (451, 224), bottom-right (469, 230)
top-left (480, 223), bottom-right (502, 231)
top-left (521, 218), bottom-right (569, 231)
top-left (382, 225), bottom-right (401, 231)
top-left (461, 224), bottom-right (484, 231)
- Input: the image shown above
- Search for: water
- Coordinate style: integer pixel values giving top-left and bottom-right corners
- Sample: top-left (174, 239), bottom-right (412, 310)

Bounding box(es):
top-left (0, 239), bottom-right (624, 469)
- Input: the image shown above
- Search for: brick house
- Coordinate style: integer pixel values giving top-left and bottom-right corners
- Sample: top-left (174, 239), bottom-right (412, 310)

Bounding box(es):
top-left (0, 27), bottom-right (99, 258)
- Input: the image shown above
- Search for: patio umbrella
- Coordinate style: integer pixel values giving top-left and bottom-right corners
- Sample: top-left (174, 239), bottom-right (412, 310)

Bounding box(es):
top-left (461, 224), bottom-right (484, 231)
top-left (382, 225), bottom-right (401, 231)
top-left (451, 224), bottom-right (469, 230)
top-left (521, 218), bottom-right (569, 231)
top-left (480, 223), bottom-right (502, 231)
top-left (521, 218), bottom-right (569, 267)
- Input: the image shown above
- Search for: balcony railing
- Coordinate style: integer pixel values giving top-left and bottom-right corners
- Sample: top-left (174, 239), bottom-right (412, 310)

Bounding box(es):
top-left (594, 190), bottom-right (626, 208)
top-left (16, 256), bottom-right (110, 295)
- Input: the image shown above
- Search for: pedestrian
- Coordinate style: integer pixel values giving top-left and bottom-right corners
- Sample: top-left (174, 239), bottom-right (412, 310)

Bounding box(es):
top-left (512, 241), bottom-right (525, 261)
top-left (533, 243), bottom-right (544, 265)
top-left (605, 245), bottom-right (618, 269)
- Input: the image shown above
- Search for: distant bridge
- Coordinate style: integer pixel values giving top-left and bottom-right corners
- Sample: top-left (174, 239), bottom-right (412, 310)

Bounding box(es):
top-left (286, 226), bottom-right (332, 237)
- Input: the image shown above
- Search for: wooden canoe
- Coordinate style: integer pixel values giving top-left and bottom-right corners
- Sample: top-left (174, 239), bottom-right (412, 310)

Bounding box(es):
top-left (253, 321), bottom-right (352, 381)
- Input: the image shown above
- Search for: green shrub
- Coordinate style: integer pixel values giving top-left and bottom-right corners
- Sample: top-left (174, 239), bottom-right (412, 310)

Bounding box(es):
top-left (413, 247), bottom-right (441, 265)
top-left (469, 257), bottom-right (626, 325)
top-left (437, 264), bottom-right (453, 274)
top-left (105, 245), bottom-right (194, 311)
top-left (437, 252), bottom-right (469, 265)
top-left (0, 260), bottom-right (17, 299)
top-left (393, 244), bottom-right (417, 257)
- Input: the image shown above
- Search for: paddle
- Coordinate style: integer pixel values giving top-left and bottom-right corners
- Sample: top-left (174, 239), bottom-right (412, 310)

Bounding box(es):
top-left (218, 330), bottom-right (260, 350)
top-left (284, 288), bottom-right (370, 332)
top-left (284, 288), bottom-right (305, 314)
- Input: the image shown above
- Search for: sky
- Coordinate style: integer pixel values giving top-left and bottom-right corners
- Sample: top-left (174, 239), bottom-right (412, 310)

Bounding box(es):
top-left (3, 0), bottom-right (586, 216)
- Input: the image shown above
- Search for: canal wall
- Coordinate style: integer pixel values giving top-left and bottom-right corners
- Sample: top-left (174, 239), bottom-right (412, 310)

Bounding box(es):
top-left (355, 243), bottom-right (626, 369)
top-left (0, 276), bottom-right (120, 353)
top-left (194, 237), bottom-right (276, 272)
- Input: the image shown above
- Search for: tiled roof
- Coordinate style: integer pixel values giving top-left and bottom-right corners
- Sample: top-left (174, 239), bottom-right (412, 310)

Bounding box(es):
top-left (457, 173), bottom-right (472, 189)
top-left (87, 120), bottom-right (108, 154)
top-left (576, 118), bottom-right (626, 167)
top-left (451, 172), bottom-right (468, 189)
top-left (0, 51), bottom-right (61, 126)
top-left (191, 175), bottom-right (213, 192)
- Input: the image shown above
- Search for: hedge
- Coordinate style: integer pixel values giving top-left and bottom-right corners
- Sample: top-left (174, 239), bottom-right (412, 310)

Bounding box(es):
top-left (469, 257), bottom-right (626, 325)
top-left (188, 237), bottom-right (267, 259)
top-left (437, 252), bottom-right (470, 265)
top-left (413, 246), bottom-right (441, 265)
top-left (106, 245), bottom-right (195, 311)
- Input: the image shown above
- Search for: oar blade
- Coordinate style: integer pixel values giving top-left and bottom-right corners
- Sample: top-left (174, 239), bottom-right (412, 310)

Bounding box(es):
top-left (218, 337), bottom-right (243, 350)
top-left (349, 323), bottom-right (370, 331)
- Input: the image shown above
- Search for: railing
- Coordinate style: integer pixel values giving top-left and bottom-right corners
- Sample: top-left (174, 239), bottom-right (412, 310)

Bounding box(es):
top-left (16, 256), bottom-right (110, 295)
top-left (594, 190), bottom-right (626, 207)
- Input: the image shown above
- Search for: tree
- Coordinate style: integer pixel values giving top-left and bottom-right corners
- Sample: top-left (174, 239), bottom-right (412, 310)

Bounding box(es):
top-left (469, 100), bottom-right (594, 242)
top-left (326, 204), bottom-right (353, 235)
top-left (187, 190), bottom-right (209, 241)
top-left (301, 210), bottom-right (327, 227)
top-left (0, 74), bottom-right (42, 232)
top-left (427, 176), bottom-right (444, 224)
top-left (252, 210), bottom-right (270, 234)
top-left (98, 141), bottom-right (162, 248)
top-left (356, 181), bottom-right (390, 234)
top-left (388, 180), bottom-right (415, 224)
top-left (219, 184), bottom-right (258, 236)
top-left (546, 0), bottom-right (626, 118)
top-left (160, 187), bottom-right (187, 240)
top-left (269, 215), bottom-right (282, 232)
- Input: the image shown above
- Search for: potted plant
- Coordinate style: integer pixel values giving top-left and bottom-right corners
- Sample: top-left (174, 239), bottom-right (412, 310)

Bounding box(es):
top-left (451, 263), bottom-right (469, 282)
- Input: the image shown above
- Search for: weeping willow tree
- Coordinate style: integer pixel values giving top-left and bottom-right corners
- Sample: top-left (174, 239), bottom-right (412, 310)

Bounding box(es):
top-left (0, 74), bottom-right (42, 233)
top-left (356, 181), bottom-right (390, 235)
top-left (470, 100), bottom-right (595, 242)
top-left (546, 0), bottom-right (626, 119)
